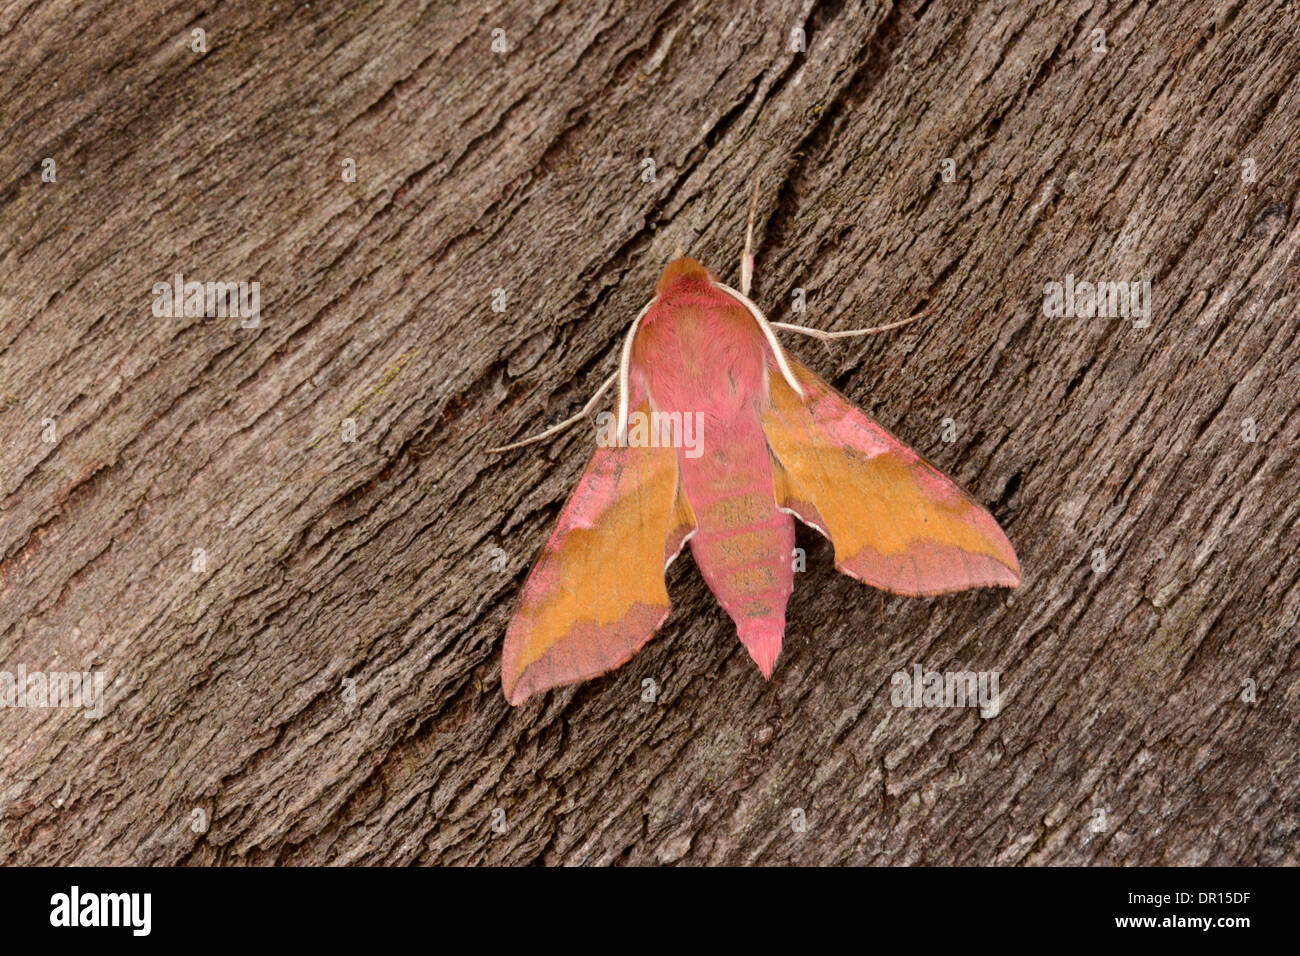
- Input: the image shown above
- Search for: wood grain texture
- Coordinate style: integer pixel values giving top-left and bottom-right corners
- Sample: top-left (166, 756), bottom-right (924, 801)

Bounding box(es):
top-left (1, 0), bottom-right (1297, 865)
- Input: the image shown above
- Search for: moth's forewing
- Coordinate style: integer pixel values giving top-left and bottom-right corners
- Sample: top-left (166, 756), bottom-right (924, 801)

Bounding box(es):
top-left (761, 354), bottom-right (1020, 596)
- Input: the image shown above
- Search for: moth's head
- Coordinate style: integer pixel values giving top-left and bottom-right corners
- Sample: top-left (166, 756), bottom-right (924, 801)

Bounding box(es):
top-left (655, 256), bottom-right (712, 296)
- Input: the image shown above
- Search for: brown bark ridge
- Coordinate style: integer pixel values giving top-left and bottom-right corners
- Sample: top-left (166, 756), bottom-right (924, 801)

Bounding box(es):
top-left (1, 0), bottom-right (1298, 866)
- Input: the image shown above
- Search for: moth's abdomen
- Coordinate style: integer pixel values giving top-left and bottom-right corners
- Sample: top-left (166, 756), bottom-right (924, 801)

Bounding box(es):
top-left (680, 413), bottom-right (793, 677)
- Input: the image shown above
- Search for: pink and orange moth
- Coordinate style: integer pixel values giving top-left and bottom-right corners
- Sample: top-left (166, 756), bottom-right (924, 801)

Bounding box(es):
top-left (491, 190), bottom-right (1019, 706)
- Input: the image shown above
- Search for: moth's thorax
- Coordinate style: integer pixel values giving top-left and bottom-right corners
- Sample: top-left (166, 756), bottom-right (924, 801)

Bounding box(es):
top-left (633, 274), bottom-right (770, 416)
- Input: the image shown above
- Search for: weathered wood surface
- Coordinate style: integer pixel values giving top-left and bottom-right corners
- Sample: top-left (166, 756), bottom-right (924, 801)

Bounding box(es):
top-left (1, 0), bottom-right (1298, 865)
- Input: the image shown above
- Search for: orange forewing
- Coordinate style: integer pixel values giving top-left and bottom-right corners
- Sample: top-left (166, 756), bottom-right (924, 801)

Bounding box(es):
top-left (762, 355), bottom-right (1019, 596)
top-left (502, 399), bottom-right (696, 705)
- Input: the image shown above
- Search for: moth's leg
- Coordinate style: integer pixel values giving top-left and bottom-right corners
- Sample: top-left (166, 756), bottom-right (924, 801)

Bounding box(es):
top-left (741, 174), bottom-right (760, 297)
top-left (771, 308), bottom-right (932, 342)
top-left (486, 371), bottom-right (618, 453)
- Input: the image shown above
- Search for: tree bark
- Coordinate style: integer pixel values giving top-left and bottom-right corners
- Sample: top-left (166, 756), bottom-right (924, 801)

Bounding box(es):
top-left (1, 0), bottom-right (1297, 865)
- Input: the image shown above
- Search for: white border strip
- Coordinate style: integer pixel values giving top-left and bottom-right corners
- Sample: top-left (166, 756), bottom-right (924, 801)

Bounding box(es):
top-left (617, 297), bottom-right (659, 439)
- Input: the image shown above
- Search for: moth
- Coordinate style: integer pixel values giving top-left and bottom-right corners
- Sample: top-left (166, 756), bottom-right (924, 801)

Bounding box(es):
top-left (492, 196), bottom-right (1019, 706)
